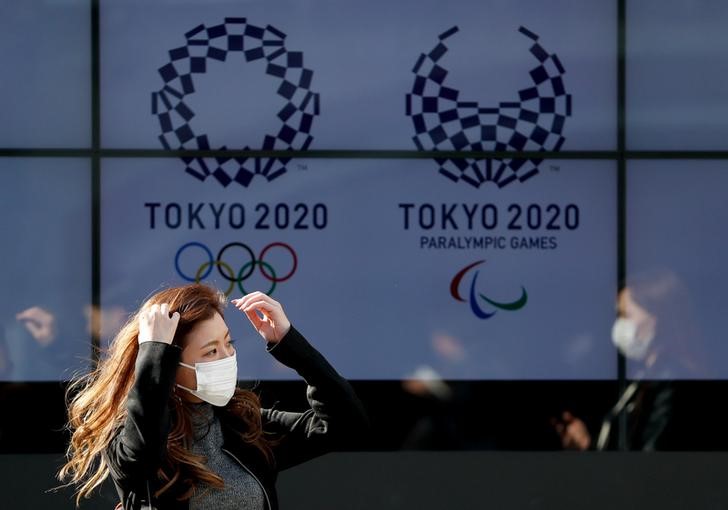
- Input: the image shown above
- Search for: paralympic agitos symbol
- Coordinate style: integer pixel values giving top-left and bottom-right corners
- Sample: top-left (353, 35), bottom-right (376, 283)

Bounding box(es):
top-left (450, 260), bottom-right (528, 319)
top-left (406, 26), bottom-right (572, 188)
top-left (175, 241), bottom-right (297, 296)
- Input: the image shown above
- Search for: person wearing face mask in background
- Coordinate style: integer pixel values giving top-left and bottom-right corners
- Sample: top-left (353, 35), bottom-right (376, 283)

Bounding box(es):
top-left (58, 283), bottom-right (368, 509)
top-left (554, 270), bottom-right (711, 451)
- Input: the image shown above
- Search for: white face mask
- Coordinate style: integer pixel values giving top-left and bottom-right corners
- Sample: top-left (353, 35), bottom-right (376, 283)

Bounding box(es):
top-left (177, 354), bottom-right (238, 407)
top-left (611, 317), bottom-right (655, 361)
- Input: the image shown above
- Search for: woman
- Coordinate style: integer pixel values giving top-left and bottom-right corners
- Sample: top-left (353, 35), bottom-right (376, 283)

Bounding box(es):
top-left (59, 284), bottom-right (368, 509)
top-left (554, 270), bottom-right (709, 451)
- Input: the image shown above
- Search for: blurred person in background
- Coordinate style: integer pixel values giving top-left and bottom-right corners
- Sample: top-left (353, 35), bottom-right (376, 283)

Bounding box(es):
top-left (554, 269), bottom-right (711, 451)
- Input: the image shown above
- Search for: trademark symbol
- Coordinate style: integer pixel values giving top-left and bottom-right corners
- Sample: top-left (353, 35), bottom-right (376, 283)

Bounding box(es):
top-left (550, 165), bottom-right (560, 172)
top-left (297, 163), bottom-right (308, 171)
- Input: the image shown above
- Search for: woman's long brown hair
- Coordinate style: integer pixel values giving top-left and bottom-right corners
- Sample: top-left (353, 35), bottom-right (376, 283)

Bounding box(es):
top-left (58, 284), bottom-right (273, 504)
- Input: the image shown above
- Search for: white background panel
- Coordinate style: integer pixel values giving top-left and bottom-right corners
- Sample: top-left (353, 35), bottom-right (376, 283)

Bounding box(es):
top-left (101, 156), bottom-right (617, 379)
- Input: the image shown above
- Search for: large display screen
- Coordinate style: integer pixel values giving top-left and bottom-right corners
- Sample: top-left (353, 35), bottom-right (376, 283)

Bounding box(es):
top-left (2, 0), bottom-right (727, 382)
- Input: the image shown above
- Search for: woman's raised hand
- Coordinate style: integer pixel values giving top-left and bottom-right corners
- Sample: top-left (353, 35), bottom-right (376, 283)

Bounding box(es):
top-left (231, 292), bottom-right (291, 344)
top-left (138, 303), bottom-right (180, 344)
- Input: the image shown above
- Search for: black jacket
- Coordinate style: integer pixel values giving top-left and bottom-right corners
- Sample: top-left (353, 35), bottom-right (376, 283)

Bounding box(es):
top-left (103, 326), bottom-right (368, 510)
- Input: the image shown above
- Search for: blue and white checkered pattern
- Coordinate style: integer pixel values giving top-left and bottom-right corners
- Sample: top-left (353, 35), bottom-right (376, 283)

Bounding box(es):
top-left (406, 26), bottom-right (572, 188)
top-left (152, 18), bottom-right (319, 187)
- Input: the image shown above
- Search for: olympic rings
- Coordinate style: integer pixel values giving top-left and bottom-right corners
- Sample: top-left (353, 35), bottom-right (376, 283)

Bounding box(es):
top-left (175, 242), bottom-right (213, 281)
top-left (196, 260), bottom-right (236, 296)
top-left (217, 242), bottom-right (256, 281)
top-left (259, 242), bottom-right (298, 282)
top-left (175, 241), bottom-right (297, 296)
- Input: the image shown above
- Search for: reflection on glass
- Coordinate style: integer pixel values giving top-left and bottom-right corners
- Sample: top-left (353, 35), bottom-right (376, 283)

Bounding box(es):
top-left (84, 304), bottom-right (129, 347)
top-left (1, 305), bottom-right (85, 381)
top-left (628, 160), bottom-right (728, 379)
top-left (555, 269), bottom-right (708, 451)
top-left (400, 332), bottom-right (476, 450)
top-left (0, 158), bottom-right (92, 381)
top-left (16, 307), bottom-right (57, 346)
top-left (617, 270), bottom-right (707, 379)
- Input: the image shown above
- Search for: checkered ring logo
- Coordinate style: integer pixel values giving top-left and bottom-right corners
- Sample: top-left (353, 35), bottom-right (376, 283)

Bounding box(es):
top-left (152, 18), bottom-right (320, 187)
top-left (406, 26), bottom-right (572, 189)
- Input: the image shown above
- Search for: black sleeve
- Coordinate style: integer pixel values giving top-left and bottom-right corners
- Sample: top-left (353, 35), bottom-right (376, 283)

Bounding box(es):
top-left (261, 326), bottom-right (369, 471)
top-left (103, 341), bottom-right (181, 486)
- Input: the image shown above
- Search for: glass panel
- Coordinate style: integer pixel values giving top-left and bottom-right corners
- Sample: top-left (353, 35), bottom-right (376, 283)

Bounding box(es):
top-left (0, 1), bottom-right (91, 148)
top-left (0, 158), bottom-right (92, 381)
top-left (626, 160), bottom-right (728, 380)
top-left (627, 0), bottom-right (728, 150)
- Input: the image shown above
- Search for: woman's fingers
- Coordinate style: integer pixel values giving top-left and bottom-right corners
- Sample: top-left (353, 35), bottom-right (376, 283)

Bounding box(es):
top-left (232, 295), bottom-right (280, 323)
top-left (244, 308), bottom-right (265, 330)
top-left (232, 293), bottom-right (290, 343)
top-left (240, 299), bottom-right (276, 313)
top-left (138, 302), bottom-right (179, 344)
top-left (232, 291), bottom-right (280, 311)
top-left (240, 300), bottom-right (283, 328)
top-left (240, 300), bottom-right (275, 326)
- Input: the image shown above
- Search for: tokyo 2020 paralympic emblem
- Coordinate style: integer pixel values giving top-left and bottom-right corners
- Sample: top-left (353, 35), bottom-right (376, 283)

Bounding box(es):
top-left (406, 26), bottom-right (572, 189)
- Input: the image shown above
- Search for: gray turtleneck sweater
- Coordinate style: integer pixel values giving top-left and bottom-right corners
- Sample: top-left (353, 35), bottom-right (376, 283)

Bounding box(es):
top-left (188, 403), bottom-right (265, 510)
